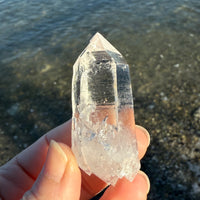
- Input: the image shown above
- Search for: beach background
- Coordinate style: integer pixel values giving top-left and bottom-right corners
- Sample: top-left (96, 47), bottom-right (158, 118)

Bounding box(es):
top-left (0, 0), bottom-right (200, 199)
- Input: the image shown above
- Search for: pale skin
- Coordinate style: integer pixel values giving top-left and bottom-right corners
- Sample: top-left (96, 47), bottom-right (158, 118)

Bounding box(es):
top-left (0, 118), bottom-right (150, 200)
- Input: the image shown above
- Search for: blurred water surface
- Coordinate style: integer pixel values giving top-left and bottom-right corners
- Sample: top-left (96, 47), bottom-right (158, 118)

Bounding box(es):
top-left (0, 0), bottom-right (200, 199)
top-left (1, 0), bottom-right (200, 63)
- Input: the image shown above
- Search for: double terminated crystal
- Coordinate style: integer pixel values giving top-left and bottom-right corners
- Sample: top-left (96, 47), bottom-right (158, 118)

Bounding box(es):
top-left (72, 33), bottom-right (140, 185)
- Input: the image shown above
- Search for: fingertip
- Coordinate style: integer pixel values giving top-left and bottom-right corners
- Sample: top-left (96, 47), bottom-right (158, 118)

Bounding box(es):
top-left (44, 140), bottom-right (69, 183)
top-left (137, 170), bottom-right (150, 194)
top-left (100, 171), bottom-right (150, 200)
top-left (135, 125), bottom-right (150, 147)
top-left (135, 125), bottom-right (150, 159)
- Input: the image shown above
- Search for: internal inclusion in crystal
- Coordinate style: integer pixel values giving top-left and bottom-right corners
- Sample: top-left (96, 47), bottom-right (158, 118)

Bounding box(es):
top-left (72, 32), bottom-right (140, 185)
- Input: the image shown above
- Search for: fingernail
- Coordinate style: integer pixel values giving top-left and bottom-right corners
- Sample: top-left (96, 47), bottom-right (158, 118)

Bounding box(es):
top-left (136, 125), bottom-right (150, 146)
top-left (138, 171), bottom-right (150, 194)
top-left (21, 191), bottom-right (37, 200)
top-left (43, 140), bottom-right (68, 183)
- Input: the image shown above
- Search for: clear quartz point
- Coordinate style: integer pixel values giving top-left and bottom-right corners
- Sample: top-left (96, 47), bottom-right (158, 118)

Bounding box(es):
top-left (71, 32), bottom-right (140, 185)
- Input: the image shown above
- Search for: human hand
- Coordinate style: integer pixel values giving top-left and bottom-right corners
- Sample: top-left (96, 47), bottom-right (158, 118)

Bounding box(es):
top-left (0, 118), bottom-right (150, 200)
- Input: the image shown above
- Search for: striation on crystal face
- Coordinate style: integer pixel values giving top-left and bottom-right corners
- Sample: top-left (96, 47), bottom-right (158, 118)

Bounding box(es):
top-left (71, 32), bottom-right (140, 185)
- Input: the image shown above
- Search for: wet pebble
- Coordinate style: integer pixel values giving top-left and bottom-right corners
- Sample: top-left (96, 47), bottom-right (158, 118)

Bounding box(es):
top-left (162, 96), bottom-right (168, 101)
top-left (30, 108), bottom-right (34, 113)
top-left (174, 64), bottom-right (180, 68)
top-left (7, 103), bottom-right (19, 116)
top-left (13, 135), bottom-right (18, 140)
top-left (148, 104), bottom-right (155, 109)
top-left (23, 143), bottom-right (28, 148)
top-left (0, 129), bottom-right (4, 135)
top-left (160, 54), bottom-right (164, 59)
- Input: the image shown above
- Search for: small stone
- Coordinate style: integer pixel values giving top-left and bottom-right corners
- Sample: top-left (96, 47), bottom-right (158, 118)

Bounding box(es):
top-left (71, 32), bottom-right (140, 185)
top-left (0, 129), bottom-right (4, 135)
top-left (23, 143), bottom-right (28, 148)
top-left (7, 103), bottom-right (19, 116)
top-left (174, 64), bottom-right (180, 68)
top-left (160, 54), bottom-right (164, 59)
top-left (148, 104), bottom-right (155, 109)
top-left (160, 92), bottom-right (164, 96)
top-left (13, 135), bottom-right (18, 140)
top-left (41, 64), bottom-right (51, 73)
top-left (34, 124), bottom-right (38, 129)
top-left (162, 96), bottom-right (168, 101)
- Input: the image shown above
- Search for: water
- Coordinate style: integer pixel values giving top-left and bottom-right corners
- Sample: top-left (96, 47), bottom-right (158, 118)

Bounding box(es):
top-left (1, 0), bottom-right (200, 64)
top-left (0, 0), bottom-right (200, 199)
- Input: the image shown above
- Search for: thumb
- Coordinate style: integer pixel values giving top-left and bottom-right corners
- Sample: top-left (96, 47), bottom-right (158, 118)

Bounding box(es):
top-left (22, 140), bottom-right (81, 200)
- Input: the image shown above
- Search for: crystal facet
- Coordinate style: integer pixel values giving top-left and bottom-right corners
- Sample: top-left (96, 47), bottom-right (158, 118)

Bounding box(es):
top-left (71, 32), bottom-right (140, 185)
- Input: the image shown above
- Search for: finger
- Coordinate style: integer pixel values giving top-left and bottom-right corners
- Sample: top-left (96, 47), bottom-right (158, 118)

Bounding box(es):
top-left (135, 125), bottom-right (150, 159)
top-left (9, 121), bottom-right (72, 181)
top-left (80, 171), bottom-right (107, 200)
top-left (100, 171), bottom-right (150, 200)
top-left (22, 140), bottom-right (81, 200)
top-left (8, 116), bottom-right (149, 199)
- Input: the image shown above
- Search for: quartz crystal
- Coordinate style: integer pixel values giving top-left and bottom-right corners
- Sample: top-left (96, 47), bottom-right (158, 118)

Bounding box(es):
top-left (71, 32), bottom-right (140, 185)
